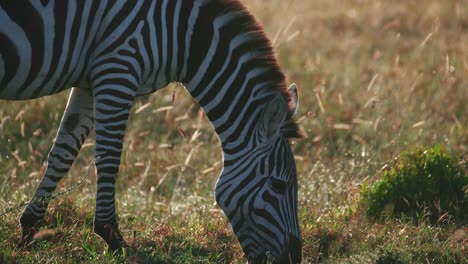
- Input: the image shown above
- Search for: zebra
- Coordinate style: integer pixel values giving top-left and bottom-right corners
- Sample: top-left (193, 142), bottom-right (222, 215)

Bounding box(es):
top-left (0, 0), bottom-right (304, 263)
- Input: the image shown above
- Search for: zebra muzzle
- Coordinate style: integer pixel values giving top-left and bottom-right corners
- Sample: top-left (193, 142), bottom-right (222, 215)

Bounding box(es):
top-left (248, 233), bottom-right (302, 264)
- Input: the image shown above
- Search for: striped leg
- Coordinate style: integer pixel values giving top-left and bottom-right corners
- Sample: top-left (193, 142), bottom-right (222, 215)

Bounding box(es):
top-left (19, 87), bottom-right (94, 246)
top-left (91, 75), bottom-right (136, 253)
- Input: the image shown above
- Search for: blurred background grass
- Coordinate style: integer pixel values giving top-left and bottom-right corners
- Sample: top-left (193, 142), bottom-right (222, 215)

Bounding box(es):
top-left (1, 0), bottom-right (466, 263)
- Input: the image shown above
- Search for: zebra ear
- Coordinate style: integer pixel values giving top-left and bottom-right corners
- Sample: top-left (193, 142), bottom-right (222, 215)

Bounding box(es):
top-left (288, 83), bottom-right (299, 116)
top-left (262, 94), bottom-right (288, 138)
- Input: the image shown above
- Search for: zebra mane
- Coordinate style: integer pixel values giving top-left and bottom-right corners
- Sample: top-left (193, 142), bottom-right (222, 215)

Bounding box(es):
top-left (220, 0), bottom-right (305, 139)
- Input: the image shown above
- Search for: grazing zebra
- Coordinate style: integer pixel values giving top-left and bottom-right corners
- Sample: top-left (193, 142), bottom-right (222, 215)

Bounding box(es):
top-left (0, 0), bottom-right (304, 262)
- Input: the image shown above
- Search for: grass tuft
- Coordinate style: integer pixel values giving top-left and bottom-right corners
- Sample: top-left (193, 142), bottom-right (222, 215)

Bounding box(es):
top-left (361, 145), bottom-right (467, 224)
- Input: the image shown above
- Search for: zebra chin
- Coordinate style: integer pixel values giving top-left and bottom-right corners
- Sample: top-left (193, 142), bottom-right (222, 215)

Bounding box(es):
top-left (247, 234), bottom-right (302, 264)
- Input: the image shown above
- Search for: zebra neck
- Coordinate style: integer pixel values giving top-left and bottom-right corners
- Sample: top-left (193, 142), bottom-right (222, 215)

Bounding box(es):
top-left (181, 0), bottom-right (288, 147)
top-left (184, 63), bottom-right (286, 151)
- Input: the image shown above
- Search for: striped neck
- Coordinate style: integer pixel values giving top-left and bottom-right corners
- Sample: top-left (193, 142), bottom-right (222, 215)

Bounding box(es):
top-left (182, 0), bottom-right (293, 146)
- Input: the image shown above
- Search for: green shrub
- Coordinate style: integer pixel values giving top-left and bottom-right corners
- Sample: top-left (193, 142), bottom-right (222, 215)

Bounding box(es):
top-left (362, 146), bottom-right (467, 224)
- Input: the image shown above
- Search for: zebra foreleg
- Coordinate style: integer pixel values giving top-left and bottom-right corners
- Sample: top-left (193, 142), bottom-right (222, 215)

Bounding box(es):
top-left (91, 78), bottom-right (136, 254)
top-left (19, 87), bottom-right (94, 247)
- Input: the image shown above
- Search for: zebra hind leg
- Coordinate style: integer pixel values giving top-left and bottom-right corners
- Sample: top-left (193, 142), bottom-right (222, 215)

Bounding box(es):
top-left (18, 88), bottom-right (94, 248)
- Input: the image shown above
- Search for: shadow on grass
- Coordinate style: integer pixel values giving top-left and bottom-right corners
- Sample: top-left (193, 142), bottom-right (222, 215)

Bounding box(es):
top-left (128, 237), bottom-right (237, 264)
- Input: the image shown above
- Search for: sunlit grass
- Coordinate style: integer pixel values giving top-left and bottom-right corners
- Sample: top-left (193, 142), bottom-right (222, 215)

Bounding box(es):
top-left (1, 0), bottom-right (467, 263)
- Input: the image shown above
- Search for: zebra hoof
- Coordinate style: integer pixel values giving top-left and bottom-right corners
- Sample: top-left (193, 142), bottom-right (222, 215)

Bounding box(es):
top-left (94, 222), bottom-right (129, 255)
top-left (18, 213), bottom-right (43, 249)
top-left (17, 233), bottom-right (35, 249)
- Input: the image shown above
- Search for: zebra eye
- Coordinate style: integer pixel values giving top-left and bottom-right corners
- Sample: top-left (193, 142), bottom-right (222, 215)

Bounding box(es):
top-left (269, 178), bottom-right (288, 193)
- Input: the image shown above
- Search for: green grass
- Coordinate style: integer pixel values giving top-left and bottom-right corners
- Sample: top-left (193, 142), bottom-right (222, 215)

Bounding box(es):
top-left (361, 146), bottom-right (467, 224)
top-left (1, 0), bottom-right (467, 263)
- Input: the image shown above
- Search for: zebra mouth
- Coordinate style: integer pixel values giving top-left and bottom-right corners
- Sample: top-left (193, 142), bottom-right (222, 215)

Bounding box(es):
top-left (247, 253), bottom-right (277, 264)
top-left (247, 233), bottom-right (302, 264)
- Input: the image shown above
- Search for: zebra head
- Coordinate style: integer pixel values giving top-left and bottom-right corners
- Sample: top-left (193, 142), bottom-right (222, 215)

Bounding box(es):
top-left (216, 84), bottom-right (303, 263)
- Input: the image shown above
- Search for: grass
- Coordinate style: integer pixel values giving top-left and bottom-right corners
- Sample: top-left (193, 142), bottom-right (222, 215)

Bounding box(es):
top-left (1, 0), bottom-right (467, 263)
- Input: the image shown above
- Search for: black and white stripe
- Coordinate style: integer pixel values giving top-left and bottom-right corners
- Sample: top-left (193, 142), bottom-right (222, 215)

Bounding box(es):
top-left (1, 1), bottom-right (303, 262)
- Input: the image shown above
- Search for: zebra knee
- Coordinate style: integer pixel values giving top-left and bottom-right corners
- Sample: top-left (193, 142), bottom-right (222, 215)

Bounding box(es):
top-left (47, 142), bottom-right (79, 170)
